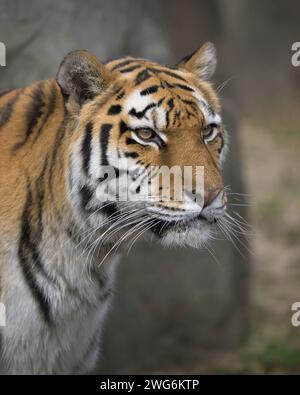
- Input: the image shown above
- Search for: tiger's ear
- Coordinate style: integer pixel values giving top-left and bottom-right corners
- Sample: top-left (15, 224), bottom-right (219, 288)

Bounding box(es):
top-left (177, 42), bottom-right (217, 81)
top-left (56, 50), bottom-right (111, 105)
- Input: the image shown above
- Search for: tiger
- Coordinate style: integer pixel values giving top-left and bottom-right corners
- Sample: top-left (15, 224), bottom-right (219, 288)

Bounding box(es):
top-left (0, 42), bottom-right (228, 374)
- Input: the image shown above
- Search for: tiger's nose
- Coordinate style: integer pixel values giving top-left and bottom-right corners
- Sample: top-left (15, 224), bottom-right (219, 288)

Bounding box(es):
top-left (203, 187), bottom-right (224, 208)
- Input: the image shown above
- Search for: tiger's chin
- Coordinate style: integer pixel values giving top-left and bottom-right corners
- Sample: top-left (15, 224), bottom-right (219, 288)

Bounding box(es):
top-left (151, 219), bottom-right (215, 249)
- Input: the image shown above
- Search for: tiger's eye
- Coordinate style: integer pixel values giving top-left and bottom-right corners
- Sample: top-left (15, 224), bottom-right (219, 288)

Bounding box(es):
top-left (136, 129), bottom-right (154, 140)
top-left (202, 124), bottom-right (214, 138)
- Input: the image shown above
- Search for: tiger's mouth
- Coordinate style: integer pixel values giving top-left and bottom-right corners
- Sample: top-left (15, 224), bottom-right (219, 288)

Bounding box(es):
top-left (97, 198), bottom-right (226, 248)
top-left (147, 211), bottom-right (220, 237)
top-left (142, 200), bottom-right (227, 243)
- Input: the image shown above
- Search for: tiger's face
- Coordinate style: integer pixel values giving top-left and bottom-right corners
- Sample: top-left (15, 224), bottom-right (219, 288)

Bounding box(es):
top-left (57, 43), bottom-right (228, 248)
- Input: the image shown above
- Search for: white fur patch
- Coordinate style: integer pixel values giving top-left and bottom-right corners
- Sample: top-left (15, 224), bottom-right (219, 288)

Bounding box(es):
top-left (124, 89), bottom-right (168, 132)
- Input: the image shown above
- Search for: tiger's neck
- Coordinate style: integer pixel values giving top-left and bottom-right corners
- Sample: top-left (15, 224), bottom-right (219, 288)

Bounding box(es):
top-left (0, 78), bottom-right (114, 267)
top-left (0, 80), bottom-right (118, 347)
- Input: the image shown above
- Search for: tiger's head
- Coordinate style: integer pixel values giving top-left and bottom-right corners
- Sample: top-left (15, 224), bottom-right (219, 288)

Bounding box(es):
top-left (57, 43), bottom-right (228, 248)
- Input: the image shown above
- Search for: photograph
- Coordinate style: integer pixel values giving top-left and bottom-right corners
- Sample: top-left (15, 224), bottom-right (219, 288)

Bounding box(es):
top-left (0, 0), bottom-right (299, 378)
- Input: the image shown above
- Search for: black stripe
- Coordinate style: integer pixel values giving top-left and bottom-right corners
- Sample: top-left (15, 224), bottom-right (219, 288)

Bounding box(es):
top-left (81, 122), bottom-right (93, 177)
top-left (157, 98), bottom-right (164, 107)
top-left (101, 202), bottom-right (117, 217)
top-left (18, 183), bottom-right (52, 324)
top-left (113, 166), bottom-right (120, 178)
top-left (135, 69), bottom-right (152, 85)
top-left (199, 99), bottom-right (215, 118)
top-left (148, 68), bottom-right (188, 82)
top-left (97, 173), bottom-right (109, 184)
top-left (80, 185), bottom-right (94, 212)
top-left (119, 65), bottom-right (141, 74)
top-left (126, 137), bottom-right (138, 145)
top-left (129, 103), bottom-right (156, 119)
top-left (31, 88), bottom-right (57, 145)
top-left (111, 59), bottom-right (140, 71)
top-left (0, 92), bottom-right (20, 129)
top-left (173, 110), bottom-right (181, 126)
top-left (174, 83), bottom-right (194, 92)
top-left (100, 124), bottom-right (113, 166)
top-left (186, 109), bottom-right (192, 119)
top-left (13, 83), bottom-right (45, 151)
top-left (115, 90), bottom-right (125, 100)
top-left (161, 80), bottom-right (173, 89)
top-left (119, 120), bottom-right (129, 135)
top-left (140, 85), bottom-right (159, 96)
top-left (165, 99), bottom-right (174, 128)
top-left (107, 104), bottom-right (122, 115)
top-left (124, 152), bottom-right (139, 159)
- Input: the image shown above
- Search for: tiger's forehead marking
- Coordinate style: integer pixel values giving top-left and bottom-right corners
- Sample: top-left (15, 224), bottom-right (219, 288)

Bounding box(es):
top-left (123, 81), bottom-right (221, 131)
top-left (107, 58), bottom-right (222, 130)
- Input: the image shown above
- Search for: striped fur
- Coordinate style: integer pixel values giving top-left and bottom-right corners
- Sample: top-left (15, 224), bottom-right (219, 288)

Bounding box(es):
top-left (0, 43), bottom-right (228, 374)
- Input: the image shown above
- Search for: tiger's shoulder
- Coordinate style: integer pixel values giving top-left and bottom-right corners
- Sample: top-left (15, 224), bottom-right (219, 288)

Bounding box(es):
top-left (0, 80), bottom-right (67, 231)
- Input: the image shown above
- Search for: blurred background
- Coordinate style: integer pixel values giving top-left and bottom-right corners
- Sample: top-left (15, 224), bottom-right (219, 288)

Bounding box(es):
top-left (0, 0), bottom-right (300, 374)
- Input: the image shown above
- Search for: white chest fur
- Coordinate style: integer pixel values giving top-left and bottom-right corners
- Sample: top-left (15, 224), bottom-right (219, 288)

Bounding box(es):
top-left (0, 227), bottom-right (119, 375)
